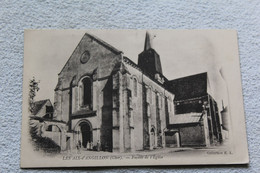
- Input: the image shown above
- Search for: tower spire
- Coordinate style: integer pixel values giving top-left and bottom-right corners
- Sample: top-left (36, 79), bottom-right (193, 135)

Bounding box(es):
top-left (144, 31), bottom-right (152, 51)
top-left (138, 31), bottom-right (163, 78)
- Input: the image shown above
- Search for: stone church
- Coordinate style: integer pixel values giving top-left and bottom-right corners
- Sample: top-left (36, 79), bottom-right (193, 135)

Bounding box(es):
top-left (48, 32), bottom-right (223, 152)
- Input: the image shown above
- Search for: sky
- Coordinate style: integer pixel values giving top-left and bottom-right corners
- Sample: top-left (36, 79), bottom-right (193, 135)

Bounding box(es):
top-left (23, 29), bottom-right (239, 108)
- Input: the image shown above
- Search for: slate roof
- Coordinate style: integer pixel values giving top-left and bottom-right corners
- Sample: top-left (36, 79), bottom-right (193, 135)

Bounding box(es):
top-left (167, 72), bottom-right (208, 100)
top-left (31, 99), bottom-right (49, 115)
top-left (144, 31), bottom-right (152, 51)
top-left (171, 112), bottom-right (202, 125)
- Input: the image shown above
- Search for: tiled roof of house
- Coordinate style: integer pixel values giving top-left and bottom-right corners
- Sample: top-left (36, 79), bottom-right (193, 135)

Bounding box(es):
top-left (171, 112), bottom-right (202, 125)
top-left (31, 99), bottom-right (49, 115)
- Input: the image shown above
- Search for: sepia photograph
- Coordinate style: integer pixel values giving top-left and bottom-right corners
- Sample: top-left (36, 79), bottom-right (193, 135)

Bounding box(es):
top-left (20, 30), bottom-right (249, 167)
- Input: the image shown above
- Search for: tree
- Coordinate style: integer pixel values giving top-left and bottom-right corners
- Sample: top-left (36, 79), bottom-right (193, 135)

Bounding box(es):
top-left (29, 77), bottom-right (40, 114)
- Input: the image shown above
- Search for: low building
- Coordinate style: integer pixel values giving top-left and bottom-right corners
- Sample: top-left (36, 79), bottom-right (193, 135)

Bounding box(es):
top-left (31, 99), bottom-right (53, 119)
top-left (30, 99), bottom-right (70, 151)
top-left (166, 73), bottom-right (223, 147)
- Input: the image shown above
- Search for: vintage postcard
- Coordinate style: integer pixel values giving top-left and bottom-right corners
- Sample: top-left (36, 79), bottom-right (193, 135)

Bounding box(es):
top-left (21, 30), bottom-right (249, 167)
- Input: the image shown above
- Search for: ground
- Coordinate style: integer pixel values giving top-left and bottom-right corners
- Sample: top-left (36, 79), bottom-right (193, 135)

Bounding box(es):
top-left (59, 143), bottom-right (231, 158)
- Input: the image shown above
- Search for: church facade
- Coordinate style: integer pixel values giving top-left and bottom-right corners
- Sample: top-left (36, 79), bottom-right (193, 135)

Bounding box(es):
top-left (51, 32), bottom-right (223, 152)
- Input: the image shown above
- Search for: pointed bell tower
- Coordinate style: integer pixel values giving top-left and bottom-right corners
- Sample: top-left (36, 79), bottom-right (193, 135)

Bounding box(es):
top-left (144, 31), bottom-right (152, 51)
top-left (138, 31), bottom-right (163, 79)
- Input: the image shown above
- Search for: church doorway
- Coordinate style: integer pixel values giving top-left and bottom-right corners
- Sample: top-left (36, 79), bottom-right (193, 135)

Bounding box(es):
top-left (150, 127), bottom-right (155, 149)
top-left (79, 121), bottom-right (93, 148)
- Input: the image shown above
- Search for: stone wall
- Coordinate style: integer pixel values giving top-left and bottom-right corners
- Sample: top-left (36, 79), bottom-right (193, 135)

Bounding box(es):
top-left (179, 125), bottom-right (205, 147)
top-left (123, 58), bottom-right (175, 151)
top-left (54, 33), bottom-right (121, 125)
top-left (53, 34), bottom-right (122, 151)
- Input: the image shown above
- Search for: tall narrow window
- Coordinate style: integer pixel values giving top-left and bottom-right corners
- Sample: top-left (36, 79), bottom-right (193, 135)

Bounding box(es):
top-left (134, 78), bottom-right (137, 97)
top-left (161, 95), bottom-right (163, 108)
top-left (147, 88), bottom-right (151, 103)
top-left (82, 77), bottom-right (92, 108)
top-left (150, 89), bottom-right (153, 104)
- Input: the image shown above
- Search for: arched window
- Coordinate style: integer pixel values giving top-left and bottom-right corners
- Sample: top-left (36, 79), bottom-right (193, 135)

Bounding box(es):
top-left (150, 89), bottom-right (153, 104)
top-left (81, 77), bottom-right (92, 109)
top-left (169, 99), bottom-right (172, 112)
top-left (147, 87), bottom-right (151, 102)
top-left (46, 125), bottom-right (61, 132)
top-left (161, 95), bottom-right (163, 108)
top-left (151, 127), bottom-right (155, 133)
top-left (133, 78), bottom-right (137, 97)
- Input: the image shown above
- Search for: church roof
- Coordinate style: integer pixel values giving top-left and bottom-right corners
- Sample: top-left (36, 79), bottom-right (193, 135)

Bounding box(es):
top-left (167, 72), bottom-right (208, 100)
top-left (123, 56), bottom-right (171, 92)
top-left (84, 33), bottom-right (122, 55)
top-left (58, 32), bottom-right (122, 75)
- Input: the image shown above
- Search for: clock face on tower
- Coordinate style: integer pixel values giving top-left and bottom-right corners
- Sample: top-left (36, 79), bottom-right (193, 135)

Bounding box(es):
top-left (80, 51), bottom-right (90, 64)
